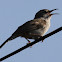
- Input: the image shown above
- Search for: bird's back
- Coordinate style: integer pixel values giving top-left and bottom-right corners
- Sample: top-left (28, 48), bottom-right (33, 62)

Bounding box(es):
top-left (12, 18), bottom-right (50, 39)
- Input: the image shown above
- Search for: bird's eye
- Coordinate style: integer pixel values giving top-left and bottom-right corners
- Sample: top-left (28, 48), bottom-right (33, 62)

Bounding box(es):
top-left (45, 10), bottom-right (49, 12)
top-left (42, 10), bottom-right (47, 13)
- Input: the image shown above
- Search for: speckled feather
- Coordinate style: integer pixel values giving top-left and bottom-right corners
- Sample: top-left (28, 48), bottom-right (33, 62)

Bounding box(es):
top-left (12, 17), bottom-right (50, 39)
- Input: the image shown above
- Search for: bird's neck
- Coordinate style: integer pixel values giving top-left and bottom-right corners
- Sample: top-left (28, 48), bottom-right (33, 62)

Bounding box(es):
top-left (41, 16), bottom-right (51, 23)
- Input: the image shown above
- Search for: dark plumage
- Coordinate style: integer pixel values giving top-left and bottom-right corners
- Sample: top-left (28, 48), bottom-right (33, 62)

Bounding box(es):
top-left (0, 9), bottom-right (57, 48)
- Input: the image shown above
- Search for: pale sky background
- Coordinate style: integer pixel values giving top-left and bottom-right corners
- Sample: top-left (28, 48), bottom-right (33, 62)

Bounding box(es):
top-left (0, 0), bottom-right (62, 62)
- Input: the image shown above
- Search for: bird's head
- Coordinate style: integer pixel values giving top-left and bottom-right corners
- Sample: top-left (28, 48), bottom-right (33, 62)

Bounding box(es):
top-left (34, 9), bottom-right (58, 19)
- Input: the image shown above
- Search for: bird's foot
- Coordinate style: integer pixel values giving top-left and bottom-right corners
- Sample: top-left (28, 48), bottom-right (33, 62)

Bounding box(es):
top-left (26, 39), bottom-right (32, 48)
top-left (42, 40), bottom-right (44, 42)
top-left (27, 42), bottom-right (32, 48)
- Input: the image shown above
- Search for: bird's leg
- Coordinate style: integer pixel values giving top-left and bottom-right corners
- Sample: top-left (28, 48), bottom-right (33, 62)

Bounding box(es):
top-left (41, 36), bottom-right (44, 42)
top-left (42, 39), bottom-right (44, 42)
top-left (25, 38), bottom-right (31, 43)
top-left (39, 36), bottom-right (44, 42)
top-left (25, 38), bottom-right (32, 48)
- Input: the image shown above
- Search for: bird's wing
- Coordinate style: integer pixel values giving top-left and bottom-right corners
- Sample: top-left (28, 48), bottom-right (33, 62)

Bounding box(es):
top-left (19, 19), bottom-right (46, 32)
top-left (12, 18), bottom-right (46, 36)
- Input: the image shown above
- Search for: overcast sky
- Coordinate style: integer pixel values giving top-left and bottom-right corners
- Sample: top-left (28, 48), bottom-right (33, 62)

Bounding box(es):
top-left (0, 0), bottom-right (62, 62)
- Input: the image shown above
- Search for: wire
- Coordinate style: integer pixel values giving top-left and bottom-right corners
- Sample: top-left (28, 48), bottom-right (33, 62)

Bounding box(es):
top-left (0, 27), bottom-right (62, 61)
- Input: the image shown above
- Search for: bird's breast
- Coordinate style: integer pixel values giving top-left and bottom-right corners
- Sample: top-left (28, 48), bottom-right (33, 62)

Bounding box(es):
top-left (41, 18), bottom-right (51, 36)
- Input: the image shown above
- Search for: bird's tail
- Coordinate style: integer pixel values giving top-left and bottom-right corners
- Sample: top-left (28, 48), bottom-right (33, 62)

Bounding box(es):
top-left (0, 35), bottom-right (17, 48)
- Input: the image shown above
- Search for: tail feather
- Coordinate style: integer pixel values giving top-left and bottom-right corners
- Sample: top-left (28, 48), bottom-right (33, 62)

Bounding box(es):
top-left (0, 28), bottom-right (20, 48)
top-left (0, 35), bottom-right (17, 48)
top-left (0, 36), bottom-right (13, 48)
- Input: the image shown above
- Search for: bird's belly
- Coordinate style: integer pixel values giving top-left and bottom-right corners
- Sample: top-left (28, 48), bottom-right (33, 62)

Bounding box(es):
top-left (42, 24), bottom-right (50, 36)
top-left (27, 23), bottom-right (50, 39)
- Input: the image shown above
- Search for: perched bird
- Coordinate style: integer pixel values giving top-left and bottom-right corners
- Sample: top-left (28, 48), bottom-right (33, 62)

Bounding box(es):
top-left (0, 9), bottom-right (57, 48)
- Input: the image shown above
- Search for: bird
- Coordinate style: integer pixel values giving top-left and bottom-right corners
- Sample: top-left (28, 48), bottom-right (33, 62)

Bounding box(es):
top-left (0, 9), bottom-right (57, 48)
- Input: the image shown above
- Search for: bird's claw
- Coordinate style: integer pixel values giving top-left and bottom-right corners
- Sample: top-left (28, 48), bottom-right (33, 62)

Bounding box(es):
top-left (27, 42), bottom-right (32, 48)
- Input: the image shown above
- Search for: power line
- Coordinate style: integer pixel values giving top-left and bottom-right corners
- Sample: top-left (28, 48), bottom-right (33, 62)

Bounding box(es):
top-left (0, 27), bottom-right (62, 61)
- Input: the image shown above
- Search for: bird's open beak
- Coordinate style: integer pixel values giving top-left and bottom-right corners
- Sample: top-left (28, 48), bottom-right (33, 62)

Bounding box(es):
top-left (48, 9), bottom-right (58, 16)
top-left (49, 9), bottom-right (58, 12)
